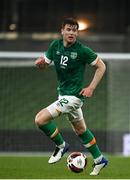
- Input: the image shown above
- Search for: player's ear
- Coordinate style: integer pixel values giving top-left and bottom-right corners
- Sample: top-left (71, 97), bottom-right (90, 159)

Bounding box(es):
top-left (61, 29), bottom-right (64, 35)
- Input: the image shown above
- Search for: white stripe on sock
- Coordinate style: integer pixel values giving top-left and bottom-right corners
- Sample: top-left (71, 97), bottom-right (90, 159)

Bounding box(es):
top-left (94, 155), bottom-right (103, 164)
top-left (58, 141), bottom-right (65, 149)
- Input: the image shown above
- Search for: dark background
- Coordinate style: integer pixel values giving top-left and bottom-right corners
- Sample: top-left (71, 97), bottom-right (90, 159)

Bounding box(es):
top-left (0, 0), bottom-right (130, 52)
top-left (0, 0), bottom-right (130, 34)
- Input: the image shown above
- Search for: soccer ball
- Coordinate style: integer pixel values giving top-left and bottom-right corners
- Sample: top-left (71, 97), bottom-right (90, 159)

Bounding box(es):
top-left (67, 152), bottom-right (87, 173)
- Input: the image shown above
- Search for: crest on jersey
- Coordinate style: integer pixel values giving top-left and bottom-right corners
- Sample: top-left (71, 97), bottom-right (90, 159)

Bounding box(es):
top-left (70, 52), bottom-right (77, 59)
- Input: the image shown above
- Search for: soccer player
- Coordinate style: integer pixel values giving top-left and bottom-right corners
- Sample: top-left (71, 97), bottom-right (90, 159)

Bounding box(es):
top-left (35, 18), bottom-right (108, 175)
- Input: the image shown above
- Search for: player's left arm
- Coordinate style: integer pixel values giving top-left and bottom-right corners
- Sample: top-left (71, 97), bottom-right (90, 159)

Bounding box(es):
top-left (80, 57), bottom-right (106, 97)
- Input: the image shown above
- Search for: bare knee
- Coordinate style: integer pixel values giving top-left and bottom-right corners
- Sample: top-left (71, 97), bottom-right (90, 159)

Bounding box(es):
top-left (35, 108), bottom-right (52, 126)
top-left (75, 126), bottom-right (86, 135)
top-left (71, 119), bottom-right (87, 135)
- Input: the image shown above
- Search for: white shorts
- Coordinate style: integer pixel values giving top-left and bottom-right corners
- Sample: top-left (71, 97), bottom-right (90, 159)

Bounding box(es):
top-left (46, 95), bottom-right (84, 122)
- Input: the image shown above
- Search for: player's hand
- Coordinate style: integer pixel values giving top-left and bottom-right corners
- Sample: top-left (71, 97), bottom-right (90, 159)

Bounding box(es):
top-left (35, 56), bottom-right (47, 69)
top-left (79, 86), bottom-right (94, 97)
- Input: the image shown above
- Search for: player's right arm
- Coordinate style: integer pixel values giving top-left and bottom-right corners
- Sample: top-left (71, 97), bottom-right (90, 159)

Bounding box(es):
top-left (35, 40), bottom-right (57, 69)
top-left (35, 55), bottom-right (49, 69)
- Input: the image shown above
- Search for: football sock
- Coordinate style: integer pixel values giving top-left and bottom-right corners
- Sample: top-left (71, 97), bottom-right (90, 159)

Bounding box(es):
top-left (94, 155), bottom-right (103, 164)
top-left (58, 141), bottom-right (65, 148)
top-left (39, 121), bottom-right (64, 146)
top-left (78, 129), bottom-right (102, 159)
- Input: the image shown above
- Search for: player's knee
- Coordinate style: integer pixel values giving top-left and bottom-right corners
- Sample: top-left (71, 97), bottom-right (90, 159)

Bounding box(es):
top-left (76, 128), bottom-right (86, 135)
top-left (72, 119), bottom-right (86, 135)
top-left (74, 125), bottom-right (86, 135)
top-left (35, 109), bottom-right (52, 126)
top-left (35, 111), bottom-right (45, 126)
top-left (35, 112), bottom-right (42, 126)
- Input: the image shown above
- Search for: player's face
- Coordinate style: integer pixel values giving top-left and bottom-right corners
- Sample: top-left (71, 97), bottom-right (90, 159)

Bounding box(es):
top-left (61, 24), bottom-right (78, 46)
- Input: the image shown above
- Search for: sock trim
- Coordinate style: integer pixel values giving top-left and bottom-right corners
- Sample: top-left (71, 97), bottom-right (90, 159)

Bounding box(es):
top-left (84, 137), bottom-right (96, 148)
top-left (50, 128), bottom-right (59, 138)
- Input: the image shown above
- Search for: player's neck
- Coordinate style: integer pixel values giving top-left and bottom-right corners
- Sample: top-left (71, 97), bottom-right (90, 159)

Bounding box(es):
top-left (63, 40), bottom-right (76, 47)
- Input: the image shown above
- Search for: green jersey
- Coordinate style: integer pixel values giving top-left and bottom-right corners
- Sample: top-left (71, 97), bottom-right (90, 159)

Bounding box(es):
top-left (45, 39), bottom-right (97, 100)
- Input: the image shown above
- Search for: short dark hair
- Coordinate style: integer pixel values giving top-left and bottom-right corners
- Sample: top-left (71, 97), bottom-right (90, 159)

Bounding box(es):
top-left (61, 18), bottom-right (79, 29)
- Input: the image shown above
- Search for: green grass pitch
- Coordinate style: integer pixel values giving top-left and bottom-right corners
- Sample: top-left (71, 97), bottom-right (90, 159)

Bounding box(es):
top-left (0, 154), bottom-right (130, 179)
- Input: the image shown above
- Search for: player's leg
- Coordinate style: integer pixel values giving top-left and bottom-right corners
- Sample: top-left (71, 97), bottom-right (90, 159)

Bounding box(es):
top-left (35, 104), bottom-right (69, 164)
top-left (68, 111), bottom-right (103, 160)
top-left (68, 109), bottom-right (108, 175)
top-left (41, 95), bottom-right (83, 163)
top-left (35, 108), bottom-right (64, 147)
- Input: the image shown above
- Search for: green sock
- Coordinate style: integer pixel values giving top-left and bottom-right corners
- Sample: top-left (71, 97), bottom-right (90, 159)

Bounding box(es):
top-left (79, 129), bottom-right (102, 159)
top-left (39, 121), bottom-right (64, 146)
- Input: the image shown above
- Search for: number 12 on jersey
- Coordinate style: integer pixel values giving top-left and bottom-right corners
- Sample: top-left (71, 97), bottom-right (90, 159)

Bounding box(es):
top-left (60, 55), bottom-right (68, 66)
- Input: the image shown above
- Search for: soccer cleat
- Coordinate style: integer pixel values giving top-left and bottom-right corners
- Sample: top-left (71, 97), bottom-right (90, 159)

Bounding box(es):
top-left (90, 157), bottom-right (108, 175)
top-left (48, 142), bottom-right (69, 164)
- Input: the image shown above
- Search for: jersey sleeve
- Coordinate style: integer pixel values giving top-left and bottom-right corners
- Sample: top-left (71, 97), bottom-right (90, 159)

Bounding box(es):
top-left (44, 40), bottom-right (56, 64)
top-left (82, 46), bottom-right (98, 66)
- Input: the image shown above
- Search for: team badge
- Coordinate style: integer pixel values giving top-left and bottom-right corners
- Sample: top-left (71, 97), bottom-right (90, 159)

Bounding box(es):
top-left (70, 52), bottom-right (77, 59)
